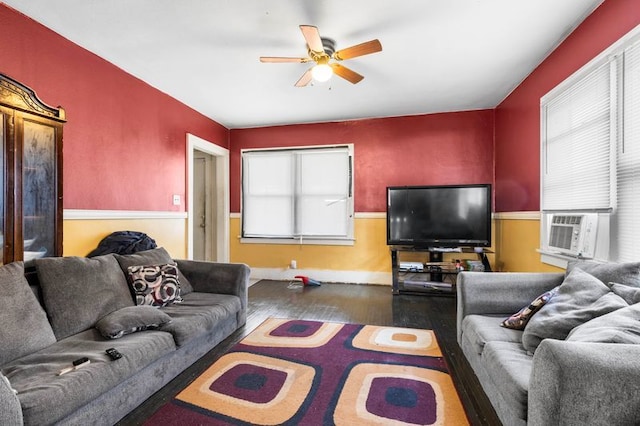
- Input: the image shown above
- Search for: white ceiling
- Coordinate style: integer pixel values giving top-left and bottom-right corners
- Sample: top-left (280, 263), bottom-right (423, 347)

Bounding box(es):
top-left (4, 0), bottom-right (603, 129)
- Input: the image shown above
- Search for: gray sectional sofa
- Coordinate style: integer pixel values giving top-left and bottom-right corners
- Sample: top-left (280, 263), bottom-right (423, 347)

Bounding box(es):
top-left (0, 248), bottom-right (250, 426)
top-left (457, 260), bottom-right (640, 425)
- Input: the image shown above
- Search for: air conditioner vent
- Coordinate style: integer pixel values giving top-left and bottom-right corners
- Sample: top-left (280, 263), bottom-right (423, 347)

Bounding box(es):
top-left (552, 215), bottom-right (582, 225)
top-left (545, 213), bottom-right (598, 258)
top-left (549, 225), bottom-right (573, 250)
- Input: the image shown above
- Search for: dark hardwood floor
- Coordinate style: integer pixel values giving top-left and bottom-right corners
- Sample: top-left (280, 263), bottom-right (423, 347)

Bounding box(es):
top-left (118, 280), bottom-right (501, 426)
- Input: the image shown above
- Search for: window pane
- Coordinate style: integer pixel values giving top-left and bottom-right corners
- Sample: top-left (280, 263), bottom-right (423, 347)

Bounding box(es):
top-left (297, 149), bottom-right (350, 236)
top-left (0, 113), bottom-right (4, 265)
top-left (241, 146), bottom-right (353, 240)
top-left (242, 152), bottom-right (293, 237)
top-left (23, 120), bottom-right (56, 259)
top-left (542, 62), bottom-right (612, 211)
top-left (614, 41), bottom-right (640, 262)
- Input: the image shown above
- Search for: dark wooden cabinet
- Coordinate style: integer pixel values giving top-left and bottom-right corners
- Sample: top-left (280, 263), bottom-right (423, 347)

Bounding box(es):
top-left (0, 73), bottom-right (65, 264)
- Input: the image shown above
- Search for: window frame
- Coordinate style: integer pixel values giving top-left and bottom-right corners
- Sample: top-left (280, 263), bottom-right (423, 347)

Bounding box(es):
top-left (539, 25), bottom-right (640, 265)
top-left (240, 144), bottom-right (355, 246)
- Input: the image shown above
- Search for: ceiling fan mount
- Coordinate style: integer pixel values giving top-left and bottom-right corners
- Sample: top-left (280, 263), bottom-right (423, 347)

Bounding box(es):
top-left (260, 25), bottom-right (382, 87)
top-left (319, 37), bottom-right (336, 57)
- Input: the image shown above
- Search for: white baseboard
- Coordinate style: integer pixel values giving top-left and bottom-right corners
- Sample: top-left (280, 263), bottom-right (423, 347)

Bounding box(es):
top-left (249, 267), bottom-right (392, 286)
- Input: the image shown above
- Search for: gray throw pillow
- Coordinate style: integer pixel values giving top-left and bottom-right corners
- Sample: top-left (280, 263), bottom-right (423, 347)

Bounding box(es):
top-left (95, 306), bottom-right (172, 339)
top-left (114, 247), bottom-right (193, 295)
top-left (607, 282), bottom-right (640, 305)
top-left (35, 255), bottom-right (134, 340)
top-left (566, 260), bottom-right (640, 288)
top-left (567, 303), bottom-right (640, 344)
top-left (0, 262), bottom-right (56, 365)
top-left (522, 268), bottom-right (628, 353)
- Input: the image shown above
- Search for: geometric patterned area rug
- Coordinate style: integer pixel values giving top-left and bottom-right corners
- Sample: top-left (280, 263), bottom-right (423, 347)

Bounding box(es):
top-left (145, 318), bottom-right (469, 425)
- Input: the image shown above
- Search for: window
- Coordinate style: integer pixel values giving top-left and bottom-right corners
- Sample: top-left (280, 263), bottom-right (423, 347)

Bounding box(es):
top-left (241, 145), bottom-right (354, 244)
top-left (541, 60), bottom-right (614, 212)
top-left (540, 29), bottom-right (640, 263)
top-left (616, 38), bottom-right (640, 262)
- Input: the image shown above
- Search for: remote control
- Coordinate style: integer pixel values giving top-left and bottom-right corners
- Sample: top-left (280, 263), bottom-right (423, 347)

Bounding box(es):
top-left (58, 358), bottom-right (90, 375)
top-left (73, 357), bottom-right (89, 366)
top-left (106, 348), bottom-right (122, 360)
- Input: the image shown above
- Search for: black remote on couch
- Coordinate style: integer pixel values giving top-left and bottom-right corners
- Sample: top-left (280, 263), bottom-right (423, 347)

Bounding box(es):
top-left (106, 348), bottom-right (122, 360)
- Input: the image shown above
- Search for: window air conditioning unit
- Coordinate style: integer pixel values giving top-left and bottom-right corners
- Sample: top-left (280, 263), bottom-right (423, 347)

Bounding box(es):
top-left (544, 213), bottom-right (598, 258)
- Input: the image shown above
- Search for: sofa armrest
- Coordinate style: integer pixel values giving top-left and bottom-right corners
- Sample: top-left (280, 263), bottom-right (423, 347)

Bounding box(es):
top-left (175, 260), bottom-right (250, 325)
top-left (529, 339), bottom-right (640, 425)
top-left (0, 373), bottom-right (22, 425)
top-left (456, 272), bottom-right (564, 343)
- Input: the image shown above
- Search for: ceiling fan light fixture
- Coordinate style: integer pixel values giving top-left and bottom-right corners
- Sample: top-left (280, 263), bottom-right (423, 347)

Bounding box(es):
top-left (261, 25), bottom-right (381, 87)
top-left (311, 63), bottom-right (333, 82)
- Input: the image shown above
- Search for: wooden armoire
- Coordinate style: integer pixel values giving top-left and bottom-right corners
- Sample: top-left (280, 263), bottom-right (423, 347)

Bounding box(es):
top-left (0, 73), bottom-right (65, 264)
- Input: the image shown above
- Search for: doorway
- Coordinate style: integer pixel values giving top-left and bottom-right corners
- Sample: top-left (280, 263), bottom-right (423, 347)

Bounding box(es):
top-left (186, 134), bottom-right (229, 262)
top-left (193, 151), bottom-right (215, 260)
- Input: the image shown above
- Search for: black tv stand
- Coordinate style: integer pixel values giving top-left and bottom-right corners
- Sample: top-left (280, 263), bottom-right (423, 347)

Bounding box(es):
top-left (390, 246), bottom-right (492, 296)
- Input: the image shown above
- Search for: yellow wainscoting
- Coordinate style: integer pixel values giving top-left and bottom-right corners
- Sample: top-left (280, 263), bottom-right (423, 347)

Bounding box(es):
top-left (63, 212), bottom-right (187, 259)
top-left (230, 215), bottom-right (496, 274)
top-left (59, 211), bottom-right (562, 274)
top-left (493, 213), bottom-right (563, 273)
top-left (230, 216), bottom-right (390, 272)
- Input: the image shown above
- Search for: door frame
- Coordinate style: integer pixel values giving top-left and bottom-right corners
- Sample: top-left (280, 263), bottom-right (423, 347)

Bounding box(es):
top-left (186, 133), bottom-right (229, 262)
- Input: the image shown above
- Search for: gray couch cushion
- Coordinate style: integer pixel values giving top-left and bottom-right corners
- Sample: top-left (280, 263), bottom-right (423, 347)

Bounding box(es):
top-left (0, 262), bottom-right (56, 365)
top-left (160, 292), bottom-right (241, 346)
top-left (522, 268), bottom-right (628, 353)
top-left (567, 303), bottom-right (640, 344)
top-left (35, 255), bottom-right (134, 340)
top-left (566, 260), bottom-right (640, 287)
top-left (3, 327), bottom-right (176, 426)
top-left (481, 341), bottom-right (533, 422)
top-left (461, 314), bottom-right (523, 355)
top-left (114, 247), bottom-right (194, 295)
top-left (96, 306), bottom-right (173, 339)
top-left (608, 282), bottom-right (640, 304)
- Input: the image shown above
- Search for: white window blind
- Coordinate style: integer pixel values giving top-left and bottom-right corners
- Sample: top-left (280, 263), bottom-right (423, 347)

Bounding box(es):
top-left (615, 41), bottom-right (640, 262)
top-left (542, 60), bottom-right (614, 211)
top-left (297, 149), bottom-right (350, 236)
top-left (540, 28), bottom-right (640, 263)
top-left (242, 151), bottom-right (294, 237)
top-left (242, 145), bottom-right (353, 241)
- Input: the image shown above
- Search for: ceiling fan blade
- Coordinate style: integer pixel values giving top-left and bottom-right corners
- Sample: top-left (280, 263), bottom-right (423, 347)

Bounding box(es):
top-left (330, 63), bottom-right (364, 84)
top-left (260, 56), bottom-right (311, 63)
top-left (300, 25), bottom-right (324, 52)
top-left (334, 39), bottom-right (382, 61)
top-left (295, 68), bottom-right (313, 87)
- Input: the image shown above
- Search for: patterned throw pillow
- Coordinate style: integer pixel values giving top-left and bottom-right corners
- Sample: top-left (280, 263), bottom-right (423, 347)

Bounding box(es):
top-left (127, 263), bottom-right (183, 307)
top-left (501, 287), bottom-right (559, 330)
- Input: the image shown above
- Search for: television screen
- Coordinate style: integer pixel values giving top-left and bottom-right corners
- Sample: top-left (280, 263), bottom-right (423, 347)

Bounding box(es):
top-left (386, 184), bottom-right (492, 248)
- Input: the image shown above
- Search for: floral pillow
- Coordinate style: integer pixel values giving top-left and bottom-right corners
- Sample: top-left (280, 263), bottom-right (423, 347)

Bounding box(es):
top-left (501, 287), bottom-right (559, 330)
top-left (127, 263), bottom-right (183, 307)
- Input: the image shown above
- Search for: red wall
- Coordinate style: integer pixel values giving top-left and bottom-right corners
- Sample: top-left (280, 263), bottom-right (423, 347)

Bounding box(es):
top-left (230, 110), bottom-right (495, 213)
top-left (0, 5), bottom-right (229, 211)
top-left (9, 1), bottom-right (630, 216)
top-left (494, 0), bottom-right (640, 212)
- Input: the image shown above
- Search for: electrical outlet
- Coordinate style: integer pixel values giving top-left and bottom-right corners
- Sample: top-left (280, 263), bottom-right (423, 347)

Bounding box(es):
top-left (172, 194), bottom-right (181, 206)
top-left (290, 260), bottom-right (297, 269)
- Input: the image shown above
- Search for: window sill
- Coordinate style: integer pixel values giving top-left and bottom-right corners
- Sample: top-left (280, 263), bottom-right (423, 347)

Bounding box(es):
top-left (537, 249), bottom-right (608, 269)
top-left (240, 237), bottom-right (355, 246)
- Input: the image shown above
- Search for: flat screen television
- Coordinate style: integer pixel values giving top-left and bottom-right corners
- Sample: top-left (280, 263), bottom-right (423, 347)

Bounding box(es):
top-left (386, 184), bottom-right (492, 248)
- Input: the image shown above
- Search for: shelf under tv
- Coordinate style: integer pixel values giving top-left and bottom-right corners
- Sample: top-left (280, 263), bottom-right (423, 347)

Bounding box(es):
top-left (390, 246), bottom-right (492, 296)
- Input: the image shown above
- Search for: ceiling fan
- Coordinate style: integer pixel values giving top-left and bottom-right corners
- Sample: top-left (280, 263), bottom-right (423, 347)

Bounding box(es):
top-left (260, 25), bottom-right (382, 87)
